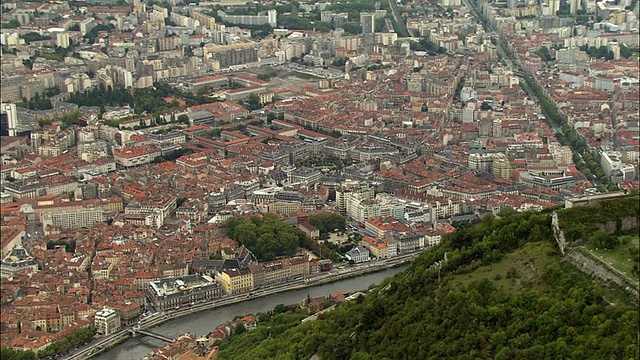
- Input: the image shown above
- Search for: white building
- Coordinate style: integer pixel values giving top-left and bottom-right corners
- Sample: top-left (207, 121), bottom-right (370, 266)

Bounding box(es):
top-left (94, 308), bottom-right (121, 335)
top-left (600, 150), bottom-right (622, 176)
top-left (360, 13), bottom-right (375, 34)
top-left (56, 32), bottom-right (70, 48)
top-left (345, 245), bottom-right (370, 263)
top-left (40, 206), bottom-right (103, 233)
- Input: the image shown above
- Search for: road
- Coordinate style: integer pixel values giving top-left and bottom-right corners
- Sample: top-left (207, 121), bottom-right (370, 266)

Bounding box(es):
top-left (462, 0), bottom-right (610, 191)
top-left (388, 0), bottom-right (411, 37)
top-left (61, 253), bottom-right (420, 360)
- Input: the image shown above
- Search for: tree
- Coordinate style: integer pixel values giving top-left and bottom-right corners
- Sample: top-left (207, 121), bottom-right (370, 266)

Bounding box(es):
top-left (235, 324), bottom-right (247, 335)
top-left (242, 94), bottom-right (263, 111)
top-left (4, 19), bottom-right (20, 28)
top-left (340, 22), bottom-right (361, 35)
top-left (591, 229), bottom-right (617, 249)
top-left (38, 119), bottom-right (53, 127)
top-left (177, 114), bottom-right (190, 124)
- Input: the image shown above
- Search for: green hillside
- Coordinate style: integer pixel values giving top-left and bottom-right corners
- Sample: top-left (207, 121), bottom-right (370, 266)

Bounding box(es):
top-left (216, 209), bottom-right (639, 360)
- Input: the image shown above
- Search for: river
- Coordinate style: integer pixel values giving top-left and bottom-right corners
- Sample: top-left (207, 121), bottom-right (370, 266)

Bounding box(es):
top-left (94, 265), bottom-right (409, 360)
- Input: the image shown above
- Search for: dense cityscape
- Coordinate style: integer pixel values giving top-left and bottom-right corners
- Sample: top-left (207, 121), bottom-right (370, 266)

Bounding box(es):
top-left (0, 0), bottom-right (638, 358)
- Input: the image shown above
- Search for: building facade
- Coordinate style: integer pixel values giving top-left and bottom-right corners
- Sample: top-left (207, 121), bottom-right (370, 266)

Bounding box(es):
top-left (147, 275), bottom-right (222, 311)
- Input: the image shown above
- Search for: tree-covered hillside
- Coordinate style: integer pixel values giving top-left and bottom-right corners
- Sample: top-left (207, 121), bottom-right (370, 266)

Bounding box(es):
top-left (216, 208), bottom-right (639, 360)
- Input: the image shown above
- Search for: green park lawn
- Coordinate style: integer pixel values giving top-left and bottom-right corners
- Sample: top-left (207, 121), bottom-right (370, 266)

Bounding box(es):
top-left (585, 235), bottom-right (639, 280)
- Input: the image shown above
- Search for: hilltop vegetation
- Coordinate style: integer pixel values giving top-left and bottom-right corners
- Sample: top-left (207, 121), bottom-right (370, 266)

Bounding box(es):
top-left (216, 207), bottom-right (639, 360)
top-left (557, 193), bottom-right (639, 244)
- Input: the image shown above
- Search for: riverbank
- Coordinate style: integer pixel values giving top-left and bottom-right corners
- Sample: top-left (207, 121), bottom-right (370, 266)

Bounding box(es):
top-left (141, 253), bottom-right (416, 331)
top-left (93, 264), bottom-right (411, 360)
top-left (70, 254), bottom-right (417, 360)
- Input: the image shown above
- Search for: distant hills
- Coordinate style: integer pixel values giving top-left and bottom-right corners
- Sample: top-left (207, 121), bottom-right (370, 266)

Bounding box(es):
top-left (214, 193), bottom-right (639, 360)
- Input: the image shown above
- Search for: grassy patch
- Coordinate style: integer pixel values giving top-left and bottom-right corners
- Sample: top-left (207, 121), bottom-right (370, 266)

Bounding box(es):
top-left (585, 235), bottom-right (639, 279)
top-left (290, 71), bottom-right (323, 80)
top-left (450, 241), bottom-right (557, 294)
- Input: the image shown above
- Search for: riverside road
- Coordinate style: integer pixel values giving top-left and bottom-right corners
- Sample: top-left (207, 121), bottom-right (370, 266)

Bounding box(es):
top-left (64, 253), bottom-right (417, 360)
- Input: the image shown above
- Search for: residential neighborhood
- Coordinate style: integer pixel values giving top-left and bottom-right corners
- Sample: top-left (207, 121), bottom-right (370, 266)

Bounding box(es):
top-left (0, 0), bottom-right (638, 357)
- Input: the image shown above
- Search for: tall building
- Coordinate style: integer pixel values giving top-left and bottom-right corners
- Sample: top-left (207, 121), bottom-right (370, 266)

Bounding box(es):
top-left (360, 13), bottom-right (376, 34)
top-left (468, 152), bottom-right (494, 172)
top-left (203, 43), bottom-right (258, 70)
top-left (336, 180), bottom-right (375, 215)
top-left (0, 103), bottom-right (18, 137)
top-left (267, 9), bottom-right (277, 27)
top-left (491, 153), bottom-right (512, 180)
top-left (94, 308), bottom-right (121, 335)
top-left (56, 32), bottom-right (70, 48)
top-left (40, 206), bottom-right (103, 233)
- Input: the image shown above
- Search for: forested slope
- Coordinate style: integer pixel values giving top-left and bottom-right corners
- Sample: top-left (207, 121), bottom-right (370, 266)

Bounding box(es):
top-left (217, 208), bottom-right (639, 360)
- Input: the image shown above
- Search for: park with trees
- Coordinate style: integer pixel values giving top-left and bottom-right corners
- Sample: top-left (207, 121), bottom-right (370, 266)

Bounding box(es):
top-left (226, 213), bottom-right (344, 262)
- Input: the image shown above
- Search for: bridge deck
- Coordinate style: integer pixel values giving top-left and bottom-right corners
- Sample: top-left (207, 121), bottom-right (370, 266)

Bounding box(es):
top-left (130, 329), bottom-right (175, 343)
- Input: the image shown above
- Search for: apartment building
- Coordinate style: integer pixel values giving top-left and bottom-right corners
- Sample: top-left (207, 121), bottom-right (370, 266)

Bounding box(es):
top-left (216, 267), bottom-right (253, 295)
top-left (113, 145), bottom-right (161, 168)
top-left (40, 206), bottom-right (103, 233)
top-left (94, 308), bottom-right (121, 335)
top-left (147, 275), bottom-right (222, 311)
top-left (203, 42), bottom-right (258, 70)
top-left (125, 195), bottom-right (177, 228)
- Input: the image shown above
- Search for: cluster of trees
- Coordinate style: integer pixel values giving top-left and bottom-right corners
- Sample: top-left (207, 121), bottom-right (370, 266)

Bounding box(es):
top-left (309, 213), bottom-right (346, 236)
top-left (326, 0), bottom-right (388, 21)
top-left (16, 92), bottom-right (53, 111)
top-left (215, 307), bottom-right (309, 355)
top-left (331, 57), bottom-right (347, 67)
top-left (84, 23), bottom-right (115, 44)
top-left (557, 193), bottom-right (639, 243)
top-left (153, 148), bottom-right (196, 164)
top-left (46, 239), bottom-right (76, 253)
top-left (226, 214), bottom-right (301, 261)
top-left (4, 19), bottom-right (20, 28)
top-left (22, 32), bottom-right (51, 44)
top-left (0, 326), bottom-right (96, 360)
top-left (409, 38), bottom-right (448, 54)
top-left (620, 44), bottom-right (639, 58)
top-left (256, 71), bottom-right (278, 81)
top-left (240, 94), bottom-right (263, 111)
top-left (225, 213), bottom-right (343, 261)
top-left (36, 326), bottom-right (97, 359)
top-left (0, 348), bottom-right (36, 360)
top-left (366, 62), bottom-right (392, 71)
top-left (68, 85), bottom-right (133, 109)
top-left (535, 46), bottom-right (554, 62)
top-left (454, 75), bottom-right (466, 101)
top-left (58, 111), bottom-right (82, 130)
top-left (68, 83), bottom-right (220, 116)
top-left (216, 206), bottom-right (639, 360)
top-left (300, 124), bottom-right (341, 138)
top-left (524, 76), bottom-right (611, 186)
top-left (295, 155), bottom-right (345, 170)
top-left (579, 45), bottom-right (615, 60)
top-left (279, 16), bottom-right (332, 32)
top-left (38, 45), bottom-right (73, 62)
top-left (554, 124), bottom-right (610, 186)
top-left (326, 232), bottom-right (363, 256)
top-left (340, 22), bottom-right (362, 35)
